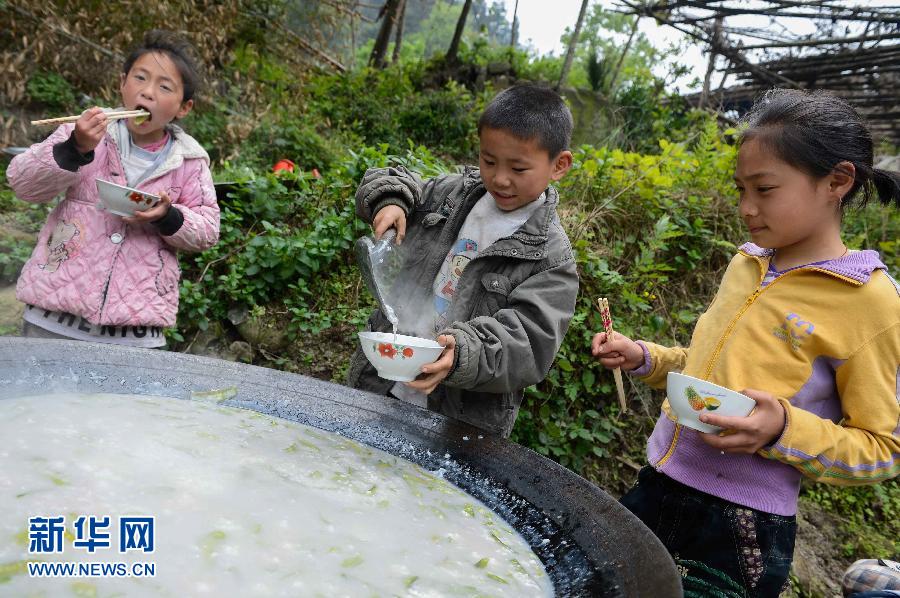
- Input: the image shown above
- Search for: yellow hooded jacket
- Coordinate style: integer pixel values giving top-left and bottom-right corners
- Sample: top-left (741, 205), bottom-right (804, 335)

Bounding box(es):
top-left (635, 244), bottom-right (899, 515)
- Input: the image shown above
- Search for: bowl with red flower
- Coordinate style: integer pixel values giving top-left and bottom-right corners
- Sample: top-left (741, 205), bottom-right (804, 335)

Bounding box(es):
top-left (358, 331), bottom-right (444, 382)
top-left (95, 179), bottom-right (160, 217)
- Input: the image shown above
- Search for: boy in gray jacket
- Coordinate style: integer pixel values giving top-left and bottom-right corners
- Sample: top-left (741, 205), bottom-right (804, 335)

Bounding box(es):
top-left (348, 84), bottom-right (579, 437)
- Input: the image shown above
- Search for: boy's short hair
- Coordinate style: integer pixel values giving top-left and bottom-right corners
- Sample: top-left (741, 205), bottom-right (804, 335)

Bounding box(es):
top-left (123, 29), bottom-right (202, 103)
top-left (477, 84), bottom-right (573, 158)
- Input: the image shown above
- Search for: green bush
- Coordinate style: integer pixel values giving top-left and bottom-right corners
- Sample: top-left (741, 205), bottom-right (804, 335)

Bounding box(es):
top-left (397, 80), bottom-right (482, 160)
top-left (843, 201), bottom-right (900, 272)
top-left (0, 179), bottom-right (49, 284)
top-left (802, 481), bottom-right (900, 555)
top-left (180, 102), bottom-right (232, 164)
top-left (304, 67), bottom-right (484, 161)
top-left (612, 79), bottom-right (695, 154)
top-left (26, 72), bottom-right (78, 112)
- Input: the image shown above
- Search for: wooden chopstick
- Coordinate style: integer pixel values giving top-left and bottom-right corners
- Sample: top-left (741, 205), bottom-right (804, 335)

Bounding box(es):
top-left (31, 110), bottom-right (149, 126)
top-left (597, 297), bottom-right (628, 412)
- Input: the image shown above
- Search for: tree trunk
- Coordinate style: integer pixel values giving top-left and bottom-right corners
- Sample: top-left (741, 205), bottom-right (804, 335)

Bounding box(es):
top-left (391, 0), bottom-right (407, 64)
top-left (350, 0), bottom-right (358, 65)
top-left (699, 17), bottom-right (723, 109)
top-left (606, 17), bottom-right (639, 95)
top-left (369, 0), bottom-right (403, 69)
top-left (510, 0), bottom-right (519, 48)
top-left (446, 0), bottom-right (473, 65)
top-left (556, 0), bottom-right (591, 90)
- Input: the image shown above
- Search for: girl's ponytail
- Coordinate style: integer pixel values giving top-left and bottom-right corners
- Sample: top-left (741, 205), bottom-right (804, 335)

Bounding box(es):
top-left (872, 168), bottom-right (900, 209)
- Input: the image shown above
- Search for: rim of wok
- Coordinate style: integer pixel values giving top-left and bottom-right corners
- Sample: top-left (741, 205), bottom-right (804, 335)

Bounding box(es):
top-left (0, 338), bottom-right (681, 597)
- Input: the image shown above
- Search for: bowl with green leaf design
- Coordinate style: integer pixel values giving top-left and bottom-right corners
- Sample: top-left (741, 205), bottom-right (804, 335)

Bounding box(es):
top-left (666, 372), bottom-right (756, 433)
top-left (358, 332), bottom-right (444, 382)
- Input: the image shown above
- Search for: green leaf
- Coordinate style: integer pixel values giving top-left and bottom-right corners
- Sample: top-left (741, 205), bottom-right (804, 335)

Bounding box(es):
top-left (539, 403), bottom-right (550, 420)
top-left (581, 369), bottom-right (595, 390)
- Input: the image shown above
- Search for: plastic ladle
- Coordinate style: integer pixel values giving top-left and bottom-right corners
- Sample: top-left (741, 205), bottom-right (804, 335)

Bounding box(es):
top-left (354, 229), bottom-right (399, 331)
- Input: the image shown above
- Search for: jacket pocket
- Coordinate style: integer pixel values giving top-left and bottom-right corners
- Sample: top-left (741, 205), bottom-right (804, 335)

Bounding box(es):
top-left (476, 272), bottom-right (512, 315)
top-left (402, 212), bottom-right (445, 270)
top-left (421, 212), bottom-right (447, 228)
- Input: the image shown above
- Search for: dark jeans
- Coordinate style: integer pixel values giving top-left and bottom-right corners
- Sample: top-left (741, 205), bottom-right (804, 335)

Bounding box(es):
top-left (620, 466), bottom-right (796, 598)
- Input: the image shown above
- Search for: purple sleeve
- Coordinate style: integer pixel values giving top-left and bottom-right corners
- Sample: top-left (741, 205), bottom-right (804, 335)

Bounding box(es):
top-left (628, 341), bottom-right (653, 377)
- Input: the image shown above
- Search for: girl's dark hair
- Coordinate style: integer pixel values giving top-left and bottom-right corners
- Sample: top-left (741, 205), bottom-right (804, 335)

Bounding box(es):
top-left (122, 29), bottom-right (201, 103)
top-left (740, 88), bottom-right (900, 210)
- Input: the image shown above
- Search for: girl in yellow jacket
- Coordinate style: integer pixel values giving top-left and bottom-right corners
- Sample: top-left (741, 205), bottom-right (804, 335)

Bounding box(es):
top-left (593, 89), bottom-right (900, 597)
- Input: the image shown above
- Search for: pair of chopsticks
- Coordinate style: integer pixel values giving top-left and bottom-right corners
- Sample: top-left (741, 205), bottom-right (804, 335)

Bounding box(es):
top-left (597, 297), bottom-right (628, 412)
top-left (31, 109), bottom-right (149, 126)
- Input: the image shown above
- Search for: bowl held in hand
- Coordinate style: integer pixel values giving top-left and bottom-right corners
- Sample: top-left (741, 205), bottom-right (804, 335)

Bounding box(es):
top-left (358, 332), bottom-right (444, 382)
top-left (666, 372), bottom-right (756, 433)
top-left (96, 179), bottom-right (160, 217)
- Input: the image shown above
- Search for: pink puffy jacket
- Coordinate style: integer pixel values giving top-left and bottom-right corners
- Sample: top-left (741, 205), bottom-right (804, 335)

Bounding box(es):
top-left (8, 121), bottom-right (219, 327)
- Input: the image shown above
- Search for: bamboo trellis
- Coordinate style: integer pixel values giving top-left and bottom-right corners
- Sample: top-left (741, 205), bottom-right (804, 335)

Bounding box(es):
top-left (616, 0), bottom-right (900, 144)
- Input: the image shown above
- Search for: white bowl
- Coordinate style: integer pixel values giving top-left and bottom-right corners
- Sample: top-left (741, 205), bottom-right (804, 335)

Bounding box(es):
top-left (96, 179), bottom-right (160, 217)
top-left (358, 332), bottom-right (444, 382)
top-left (666, 372), bottom-right (756, 433)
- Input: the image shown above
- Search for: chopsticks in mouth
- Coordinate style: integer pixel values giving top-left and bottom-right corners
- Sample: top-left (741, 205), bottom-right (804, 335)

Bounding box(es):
top-left (30, 110), bottom-right (150, 126)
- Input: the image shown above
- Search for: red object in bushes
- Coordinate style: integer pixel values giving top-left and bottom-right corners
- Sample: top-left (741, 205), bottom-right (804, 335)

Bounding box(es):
top-left (272, 159), bottom-right (295, 173)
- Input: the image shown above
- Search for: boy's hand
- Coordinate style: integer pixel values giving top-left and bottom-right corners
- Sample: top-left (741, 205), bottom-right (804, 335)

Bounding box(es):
top-left (73, 107), bottom-right (108, 154)
top-left (373, 205), bottom-right (406, 244)
top-left (122, 190), bottom-right (173, 225)
top-left (591, 331), bottom-right (644, 371)
top-left (698, 389), bottom-right (786, 454)
top-left (405, 334), bottom-right (455, 395)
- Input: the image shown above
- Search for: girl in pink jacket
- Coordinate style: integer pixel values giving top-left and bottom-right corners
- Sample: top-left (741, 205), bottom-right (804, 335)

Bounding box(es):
top-left (8, 30), bottom-right (219, 347)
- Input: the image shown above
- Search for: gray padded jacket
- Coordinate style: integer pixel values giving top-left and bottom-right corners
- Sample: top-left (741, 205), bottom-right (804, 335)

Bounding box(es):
top-left (347, 165), bottom-right (578, 437)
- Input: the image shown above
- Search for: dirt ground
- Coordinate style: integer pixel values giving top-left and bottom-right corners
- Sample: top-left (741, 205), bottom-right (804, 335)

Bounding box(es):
top-left (0, 283), bottom-right (23, 336)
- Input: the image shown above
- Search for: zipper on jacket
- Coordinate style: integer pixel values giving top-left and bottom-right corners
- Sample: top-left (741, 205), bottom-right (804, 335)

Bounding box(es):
top-left (654, 422), bottom-right (682, 469)
top-left (701, 266), bottom-right (816, 378)
top-left (97, 251), bottom-right (120, 323)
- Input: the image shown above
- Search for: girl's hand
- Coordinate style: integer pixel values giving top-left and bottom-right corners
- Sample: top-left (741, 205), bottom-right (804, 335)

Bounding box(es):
top-left (73, 107), bottom-right (108, 154)
top-left (591, 331), bottom-right (644, 371)
top-left (405, 334), bottom-right (455, 395)
top-left (122, 190), bottom-right (173, 226)
top-left (698, 389), bottom-right (787, 454)
top-left (373, 205), bottom-right (406, 244)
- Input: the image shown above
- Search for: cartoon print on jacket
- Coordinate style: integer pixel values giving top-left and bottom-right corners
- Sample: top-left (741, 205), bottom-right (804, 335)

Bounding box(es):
top-left (39, 220), bottom-right (80, 273)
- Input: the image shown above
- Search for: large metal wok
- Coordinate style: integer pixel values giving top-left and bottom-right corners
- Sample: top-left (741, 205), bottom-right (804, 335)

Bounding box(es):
top-left (0, 338), bottom-right (680, 596)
